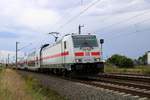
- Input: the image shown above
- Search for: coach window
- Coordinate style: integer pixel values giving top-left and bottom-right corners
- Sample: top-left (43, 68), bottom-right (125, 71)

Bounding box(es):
top-left (64, 41), bottom-right (67, 49)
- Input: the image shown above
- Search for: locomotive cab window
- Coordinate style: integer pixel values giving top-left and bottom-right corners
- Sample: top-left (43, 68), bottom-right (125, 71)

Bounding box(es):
top-left (64, 41), bottom-right (67, 49)
top-left (72, 35), bottom-right (98, 48)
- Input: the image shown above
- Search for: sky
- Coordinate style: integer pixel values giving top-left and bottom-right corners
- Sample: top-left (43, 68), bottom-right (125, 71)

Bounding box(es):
top-left (0, 0), bottom-right (150, 62)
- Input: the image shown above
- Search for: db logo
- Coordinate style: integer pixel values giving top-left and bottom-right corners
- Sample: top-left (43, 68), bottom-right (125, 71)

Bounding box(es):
top-left (82, 47), bottom-right (92, 51)
top-left (85, 52), bottom-right (90, 56)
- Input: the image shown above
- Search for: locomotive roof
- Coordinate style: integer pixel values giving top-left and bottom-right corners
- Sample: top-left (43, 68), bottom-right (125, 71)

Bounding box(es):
top-left (42, 34), bottom-right (97, 50)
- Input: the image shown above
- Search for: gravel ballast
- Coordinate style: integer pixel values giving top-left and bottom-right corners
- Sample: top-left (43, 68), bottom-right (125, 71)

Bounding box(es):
top-left (17, 70), bottom-right (148, 100)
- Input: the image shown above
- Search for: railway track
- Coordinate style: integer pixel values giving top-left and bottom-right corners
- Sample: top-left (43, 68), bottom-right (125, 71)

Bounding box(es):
top-left (85, 81), bottom-right (150, 98)
top-left (105, 73), bottom-right (150, 77)
top-left (98, 73), bottom-right (150, 83)
top-left (78, 73), bottom-right (150, 98)
top-left (16, 69), bottom-right (150, 99)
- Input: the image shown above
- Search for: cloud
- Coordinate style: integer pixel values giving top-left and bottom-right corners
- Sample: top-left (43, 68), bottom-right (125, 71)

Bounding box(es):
top-left (0, 50), bottom-right (25, 63)
top-left (0, 0), bottom-right (61, 34)
top-left (0, 32), bottom-right (19, 38)
top-left (82, 0), bottom-right (150, 16)
top-left (0, 50), bottom-right (15, 63)
top-left (0, 0), bottom-right (150, 58)
top-left (18, 8), bottom-right (60, 33)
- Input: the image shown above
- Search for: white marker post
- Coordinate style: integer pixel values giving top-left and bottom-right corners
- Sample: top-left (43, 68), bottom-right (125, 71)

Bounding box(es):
top-left (148, 51), bottom-right (150, 65)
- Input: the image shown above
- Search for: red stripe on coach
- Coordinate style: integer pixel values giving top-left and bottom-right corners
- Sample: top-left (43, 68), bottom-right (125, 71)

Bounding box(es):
top-left (91, 52), bottom-right (100, 56)
top-left (43, 51), bottom-right (69, 60)
top-left (61, 51), bottom-right (69, 56)
top-left (75, 52), bottom-right (84, 56)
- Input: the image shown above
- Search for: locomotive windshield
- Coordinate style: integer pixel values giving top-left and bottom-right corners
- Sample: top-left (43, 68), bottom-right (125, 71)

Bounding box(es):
top-left (72, 35), bottom-right (98, 48)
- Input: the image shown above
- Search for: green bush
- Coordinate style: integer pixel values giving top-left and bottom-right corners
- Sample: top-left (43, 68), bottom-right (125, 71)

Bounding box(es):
top-left (107, 54), bottom-right (134, 68)
top-left (138, 53), bottom-right (147, 65)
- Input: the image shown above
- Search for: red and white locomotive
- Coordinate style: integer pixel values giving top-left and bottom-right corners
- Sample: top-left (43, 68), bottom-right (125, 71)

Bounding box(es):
top-left (18, 34), bottom-right (104, 75)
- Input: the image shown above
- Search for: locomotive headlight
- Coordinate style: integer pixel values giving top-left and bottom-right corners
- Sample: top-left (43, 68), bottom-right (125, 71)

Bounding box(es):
top-left (75, 59), bottom-right (79, 62)
top-left (95, 58), bottom-right (100, 62)
top-left (75, 59), bottom-right (82, 63)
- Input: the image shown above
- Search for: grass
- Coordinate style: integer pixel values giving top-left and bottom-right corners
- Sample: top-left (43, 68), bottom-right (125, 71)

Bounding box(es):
top-left (0, 69), bottom-right (13, 100)
top-left (0, 69), bottom-right (66, 100)
top-left (0, 65), bottom-right (4, 70)
top-left (24, 75), bottom-right (67, 100)
top-left (104, 64), bottom-right (150, 74)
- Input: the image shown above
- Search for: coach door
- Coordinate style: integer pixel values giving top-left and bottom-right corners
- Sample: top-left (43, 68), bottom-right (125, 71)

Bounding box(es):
top-left (62, 41), bottom-right (67, 64)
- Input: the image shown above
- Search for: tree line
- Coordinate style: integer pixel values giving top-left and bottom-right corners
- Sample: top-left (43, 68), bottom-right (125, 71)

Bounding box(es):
top-left (107, 53), bottom-right (148, 68)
